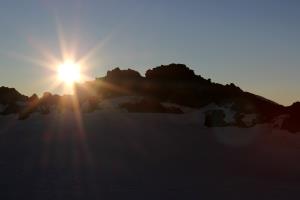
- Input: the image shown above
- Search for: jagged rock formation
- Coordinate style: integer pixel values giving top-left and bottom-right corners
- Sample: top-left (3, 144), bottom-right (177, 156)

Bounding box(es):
top-left (87, 64), bottom-right (284, 120)
top-left (106, 67), bottom-right (143, 81)
top-left (0, 63), bottom-right (300, 133)
top-left (145, 63), bottom-right (201, 81)
top-left (0, 86), bottom-right (28, 104)
top-left (77, 63), bottom-right (296, 131)
top-left (0, 87), bottom-right (28, 115)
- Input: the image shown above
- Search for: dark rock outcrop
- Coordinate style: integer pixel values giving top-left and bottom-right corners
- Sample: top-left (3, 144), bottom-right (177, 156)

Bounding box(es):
top-left (204, 110), bottom-right (227, 127)
top-left (105, 68), bottom-right (143, 82)
top-left (1, 63), bottom-right (298, 133)
top-left (0, 86), bottom-right (28, 105)
top-left (0, 87), bottom-right (28, 115)
top-left (120, 98), bottom-right (183, 114)
top-left (145, 63), bottom-right (201, 81)
top-left (281, 102), bottom-right (300, 133)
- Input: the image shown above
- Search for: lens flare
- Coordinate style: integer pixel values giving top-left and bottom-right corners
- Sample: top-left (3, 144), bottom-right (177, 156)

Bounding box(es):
top-left (57, 60), bottom-right (81, 85)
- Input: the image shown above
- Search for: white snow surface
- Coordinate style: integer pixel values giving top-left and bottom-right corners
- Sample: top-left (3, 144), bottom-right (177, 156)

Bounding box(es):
top-left (0, 98), bottom-right (299, 199)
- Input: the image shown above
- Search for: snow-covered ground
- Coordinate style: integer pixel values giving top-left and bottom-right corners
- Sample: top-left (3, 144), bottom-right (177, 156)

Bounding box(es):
top-left (0, 98), bottom-right (300, 199)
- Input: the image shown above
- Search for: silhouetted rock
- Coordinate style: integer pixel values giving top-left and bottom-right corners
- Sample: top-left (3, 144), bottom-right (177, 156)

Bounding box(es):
top-left (4, 63), bottom-right (296, 133)
top-left (18, 94), bottom-right (39, 120)
top-left (287, 102), bottom-right (300, 115)
top-left (38, 92), bottom-right (54, 114)
top-left (120, 98), bottom-right (183, 114)
top-left (145, 63), bottom-right (200, 81)
top-left (28, 94), bottom-right (39, 103)
top-left (0, 86), bottom-right (28, 105)
top-left (0, 87), bottom-right (28, 115)
top-left (281, 102), bottom-right (300, 133)
top-left (105, 68), bottom-right (143, 81)
top-left (1, 103), bottom-right (21, 115)
top-left (90, 64), bottom-right (212, 103)
top-left (87, 63), bottom-right (285, 122)
top-left (87, 68), bottom-right (143, 98)
top-left (204, 110), bottom-right (227, 127)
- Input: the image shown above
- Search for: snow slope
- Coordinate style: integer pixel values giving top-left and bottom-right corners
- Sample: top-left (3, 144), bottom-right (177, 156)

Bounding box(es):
top-left (0, 100), bottom-right (300, 199)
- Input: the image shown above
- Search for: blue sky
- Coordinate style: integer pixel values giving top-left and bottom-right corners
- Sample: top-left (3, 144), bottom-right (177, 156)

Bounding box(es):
top-left (0, 0), bottom-right (299, 105)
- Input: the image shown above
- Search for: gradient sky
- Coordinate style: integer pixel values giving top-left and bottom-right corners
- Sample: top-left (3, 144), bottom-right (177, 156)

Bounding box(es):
top-left (0, 0), bottom-right (299, 105)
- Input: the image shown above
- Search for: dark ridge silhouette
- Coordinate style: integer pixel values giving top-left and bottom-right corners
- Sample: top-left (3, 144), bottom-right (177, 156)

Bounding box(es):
top-left (230, 92), bottom-right (285, 122)
top-left (28, 93), bottom-right (39, 102)
top-left (105, 67), bottom-right (143, 81)
top-left (76, 63), bottom-right (296, 131)
top-left (89, 64), bottom-right (241, 106)
top-left (0, 86), bottom-right (28, 115)
top-left (145, 63), bottom-right (202, 81)
top-left (87, 64), bottom-right (283, 118)
top-left (0, 63), bottom-right (299, 132)
top-left (0, 86), bottom-right (28, 104)
top-left (281, 102), bottom-right (300, 133)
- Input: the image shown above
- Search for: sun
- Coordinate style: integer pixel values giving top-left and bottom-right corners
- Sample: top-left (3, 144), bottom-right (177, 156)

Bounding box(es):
top-left (57, 60), bottom-right (81, 85)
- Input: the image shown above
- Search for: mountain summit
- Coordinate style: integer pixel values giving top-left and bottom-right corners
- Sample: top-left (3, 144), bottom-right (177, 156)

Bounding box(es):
top-left (0, 63), bottom-right (299, 133)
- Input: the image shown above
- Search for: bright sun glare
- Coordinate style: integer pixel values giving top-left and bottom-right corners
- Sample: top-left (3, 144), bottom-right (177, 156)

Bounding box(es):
top-left (57, 60), bottom-right (81, 85)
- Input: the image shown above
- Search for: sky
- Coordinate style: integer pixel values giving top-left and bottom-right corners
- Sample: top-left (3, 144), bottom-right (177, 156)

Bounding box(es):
top-left (0, 0), bottom-right (299, 105)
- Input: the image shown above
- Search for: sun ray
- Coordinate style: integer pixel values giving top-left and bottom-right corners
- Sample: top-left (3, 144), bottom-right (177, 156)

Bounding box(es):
top-left (76, 28), bottom-right (118, 69)
top-left (10, 14), bottom-right (120, 96)
top-left (4, 51), bottom-right (56, 71)
top-left (27, 37), bottom-right (61, 65)
top-left (55, 17), bottom-right (69, 61)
